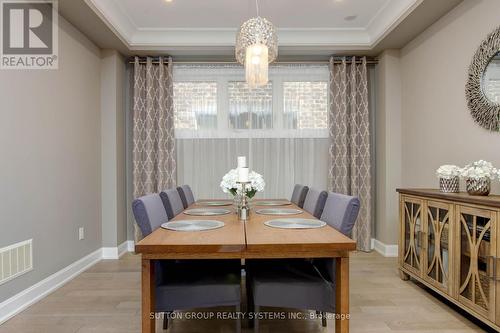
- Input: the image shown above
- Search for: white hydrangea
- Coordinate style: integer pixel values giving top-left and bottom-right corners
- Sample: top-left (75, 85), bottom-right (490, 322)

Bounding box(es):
top-left (220, 169), bottom-right (265, 198)
top-left (249, 171), bottom-right (265, 192)
top-left (436, 165), bottom-right (461, 179)
top-left (220, 169), bottom-right (239, 194)
top-left (460, 160), bottom-right (498, 180)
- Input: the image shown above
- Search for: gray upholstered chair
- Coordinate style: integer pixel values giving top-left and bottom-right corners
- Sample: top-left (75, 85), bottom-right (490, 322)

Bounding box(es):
top-left (132, 194), bottom-right (242, 332)
top-left (177, 185), bottom-right (195, 209)
top-left (290, 184), bottom-right (309, 208)
top-left (320, 192), bottom-right (360, 237)
top-left (248, 192), bottom-right (360, 331)
top-left (302, 187), bottom-right (328, 218)
top-left (160, 188), bottom-right (185, 219)
top-left (132, 194), bottom-right (169, 236)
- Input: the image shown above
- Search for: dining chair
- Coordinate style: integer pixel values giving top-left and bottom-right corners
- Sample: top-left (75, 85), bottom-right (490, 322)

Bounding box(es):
top-left (132, 194), bottom-right (242, 332)
top-left (132, 193), bottom-right (169, 236)
top-left (290, 184), bottom-right (309, 208)
top-left (320, 192), bottom-right (360, 237)
top-left (160, 188), bottom-right (185, 219)
top-left (302, 187), bottom-right (328, 218)
top-left (247, 192), bottom-right (360, 332)
top-left (177, 184), bottom-right (195, 209)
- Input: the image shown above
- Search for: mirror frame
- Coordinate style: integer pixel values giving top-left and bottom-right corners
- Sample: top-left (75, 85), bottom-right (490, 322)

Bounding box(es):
top-left (465, 25), bottom-right (500, 131)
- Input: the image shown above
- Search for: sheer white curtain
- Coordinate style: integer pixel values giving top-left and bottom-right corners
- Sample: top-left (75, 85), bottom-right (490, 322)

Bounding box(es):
top-left (174, 64), bottom-right (330, 199)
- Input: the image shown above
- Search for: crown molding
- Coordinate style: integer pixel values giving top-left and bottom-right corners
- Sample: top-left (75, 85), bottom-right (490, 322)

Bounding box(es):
top-left (366, 0), bottom-right (424, 46)
top-left (84, 0), bottom-right (421, 52)
top-left (83, 0), bottom-right (134, 45)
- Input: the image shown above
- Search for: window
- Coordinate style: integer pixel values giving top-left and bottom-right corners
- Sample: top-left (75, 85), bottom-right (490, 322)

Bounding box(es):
top-left (173, 65), bottom-right (329, 138)
top-left (173, 82), bottom-right (217, 130)
top-left (283, 81), bottom-right (328, 130)
top-left (228, 81), bottom-right (273, 130)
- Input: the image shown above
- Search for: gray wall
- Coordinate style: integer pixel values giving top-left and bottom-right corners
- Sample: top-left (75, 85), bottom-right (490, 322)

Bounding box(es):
top-left (400, 0), bottom-right (500, 194)
top-left (0, 16), bottom-right (102, 301)
top-left (375, 50), bottom-right (402, 245)
top-left (375, 0), bottom-right (500, 245)
top-left (100, 50), bottom-right (127, 247)
top-left (125, 65), bottom-right (136, 242)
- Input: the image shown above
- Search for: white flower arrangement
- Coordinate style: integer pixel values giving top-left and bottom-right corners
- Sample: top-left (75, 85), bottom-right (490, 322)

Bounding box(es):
top-left (436, 165), bottom-right (461, 179)
top-left (460, 160), bottom-right (498, 180)
top-left (220, 169), bottom-right (265, 198)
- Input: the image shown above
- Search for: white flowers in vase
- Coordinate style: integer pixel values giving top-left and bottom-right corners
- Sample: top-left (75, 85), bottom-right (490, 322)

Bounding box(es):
top-left (436, 160), bottom-right (498, 195)
top-left (460, 160), bottom-right (497, 196)
top-left (436, 164), bottom-right (461, 193)
top-left (460, 160), bottom-right (497, 180)
top-left (220, 169), bottom-right (265, 199)
top-left (436, 165), bottom-right (461, 179)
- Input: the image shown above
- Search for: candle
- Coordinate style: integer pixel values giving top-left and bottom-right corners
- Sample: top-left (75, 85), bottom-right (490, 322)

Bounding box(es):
top-left (238, 167), bottom-right (249, 182)
top-left (237, 156), bottom-right (247, 168)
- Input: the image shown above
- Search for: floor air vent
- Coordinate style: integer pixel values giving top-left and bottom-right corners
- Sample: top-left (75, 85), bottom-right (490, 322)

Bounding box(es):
top-left (0, 239), bottom-right (33, 285)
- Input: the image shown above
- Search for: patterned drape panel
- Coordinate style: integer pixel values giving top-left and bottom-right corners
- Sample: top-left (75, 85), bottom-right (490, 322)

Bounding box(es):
top-left (329, 56), bottom-right (372, 251)
top-left (133, 56), bottom-right (176, 239)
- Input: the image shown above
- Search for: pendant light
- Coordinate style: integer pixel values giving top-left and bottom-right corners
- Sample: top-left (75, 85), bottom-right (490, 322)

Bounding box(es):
top-left (235, 0), bottom-right (278, 88)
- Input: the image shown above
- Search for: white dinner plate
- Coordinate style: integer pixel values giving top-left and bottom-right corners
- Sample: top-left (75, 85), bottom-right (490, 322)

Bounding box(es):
top-left (198, 201), bottom-right (232, 206)
top-left (183, 208), bottom-right (231, 216)
top-left (161, 220), bottom-right (225, 232)
top-left (253, 200), bottom-right (291, 206)
top-left (255, 208), bottom-right (303, 215)
top-left (264, 218), bottom-right (326, 229)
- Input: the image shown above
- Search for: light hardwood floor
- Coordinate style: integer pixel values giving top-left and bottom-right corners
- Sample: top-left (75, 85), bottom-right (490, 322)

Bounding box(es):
top-left (0, 252), bottom-right (493, 332)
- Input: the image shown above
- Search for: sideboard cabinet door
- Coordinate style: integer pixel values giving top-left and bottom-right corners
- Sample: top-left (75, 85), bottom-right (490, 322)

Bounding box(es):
top-left (400, 196), bottom-right (424, 277)
top-left (423, 200), bottom-right (453, 294)
top-left (456, 205), bottom-right (497, 322)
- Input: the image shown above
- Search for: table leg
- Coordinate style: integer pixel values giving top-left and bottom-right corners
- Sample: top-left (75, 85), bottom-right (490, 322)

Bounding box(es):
top-left (335, 256), bottom-right (349, 333)
top-left (142, 258), bottom-right (155, 333)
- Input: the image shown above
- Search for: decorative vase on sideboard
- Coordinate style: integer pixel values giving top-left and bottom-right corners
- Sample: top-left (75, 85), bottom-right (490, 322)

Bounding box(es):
top-left (465, 177), bottom-right (491, 196)
top-left (439, 176), bottom-right (459, 193)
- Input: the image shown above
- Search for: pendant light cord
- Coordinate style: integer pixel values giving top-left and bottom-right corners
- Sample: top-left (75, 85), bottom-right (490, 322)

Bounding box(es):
top-left (255, 0), bottom-right (260, 17)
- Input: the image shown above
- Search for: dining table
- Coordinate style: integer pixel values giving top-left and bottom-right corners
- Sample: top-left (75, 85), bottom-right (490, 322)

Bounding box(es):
top-left (135, 199), bottom-right (357, 333)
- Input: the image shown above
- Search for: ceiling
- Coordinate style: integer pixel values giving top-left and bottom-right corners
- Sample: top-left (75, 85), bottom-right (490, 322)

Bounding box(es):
top-left (112, 0), bottom-right (391, 29)
top-left (85, 0), bottom-right (421, 51)
top-left (59, 0), bottom-right (463, 58)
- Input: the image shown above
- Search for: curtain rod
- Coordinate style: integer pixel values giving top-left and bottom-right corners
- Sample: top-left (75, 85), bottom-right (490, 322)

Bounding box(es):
top-left (127, 59), bottom-right (378, 65)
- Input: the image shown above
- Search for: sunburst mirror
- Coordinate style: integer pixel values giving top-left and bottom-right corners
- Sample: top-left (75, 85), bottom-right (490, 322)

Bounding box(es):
top-left (465, 26), bottom-right (500, 131)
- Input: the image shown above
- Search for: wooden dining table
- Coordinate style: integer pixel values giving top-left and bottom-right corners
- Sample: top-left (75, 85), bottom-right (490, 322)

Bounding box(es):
top-left (135, 199), bottom-right (357, 333)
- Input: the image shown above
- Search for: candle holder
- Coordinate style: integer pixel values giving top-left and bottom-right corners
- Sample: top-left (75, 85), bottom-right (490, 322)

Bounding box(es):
top-left (236, 181), bottom-right (251, 222)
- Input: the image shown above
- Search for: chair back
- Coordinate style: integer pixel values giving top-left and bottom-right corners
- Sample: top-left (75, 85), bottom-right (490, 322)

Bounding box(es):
top-left (132, 194), bottom-right (168, 236)
top-left (290, 184), bottom-right (309, 208)
top-left (320, 192), bottom-right (360, 237)
top-left (177, 185), bottom-right (195, 208)
top-left (303, 188), bottom-right (328, 218)
top-left (160, 188), bottom-right (185, 219)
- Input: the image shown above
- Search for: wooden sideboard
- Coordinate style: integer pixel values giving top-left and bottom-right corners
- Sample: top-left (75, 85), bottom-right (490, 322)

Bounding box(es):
top-left (397, 189), bottom-right (500, 331)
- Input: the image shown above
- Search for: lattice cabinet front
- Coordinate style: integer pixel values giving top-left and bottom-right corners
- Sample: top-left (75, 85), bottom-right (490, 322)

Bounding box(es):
top-left (397, 189), bottom-right (500, 332)
top-left (400, 196), bottom-right (424, 277)
top-left (423, 200), bottom-right (453, 294)
top-left (456, 205), bottom-right (497, 321)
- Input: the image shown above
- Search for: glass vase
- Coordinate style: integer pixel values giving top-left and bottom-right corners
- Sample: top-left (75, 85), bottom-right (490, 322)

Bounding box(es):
top-left (233, 194), bottom-right (242, 214)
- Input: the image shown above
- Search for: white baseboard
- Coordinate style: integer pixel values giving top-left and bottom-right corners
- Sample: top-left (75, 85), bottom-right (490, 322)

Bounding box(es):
top-left (0, 240), bottom-right (136, 325)
top-left (126, 240), bottom-right (135, 252)
top-left (372, 238), bottom-right (398, 257)
top-left (0, 248), bottom-right (102, 325)
top-left (102, 240), bottom-right (132, 259)
top-left (101, 246), bottom-right (118, 259)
